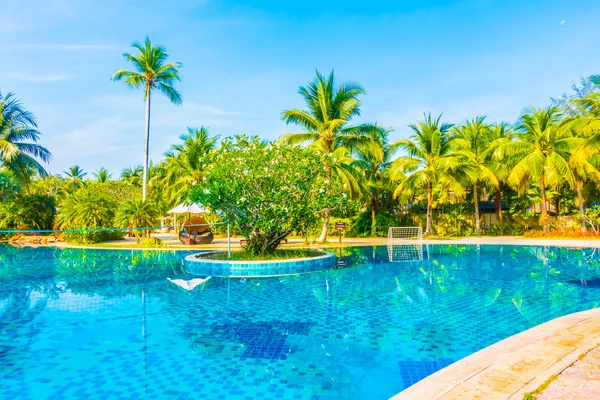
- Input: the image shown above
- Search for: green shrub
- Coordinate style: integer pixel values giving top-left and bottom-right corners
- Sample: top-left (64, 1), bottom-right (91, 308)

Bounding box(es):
top-left (138, 236), bottom-right (166, 248)
top-left (64, 230), bottom-right (123, 245)
top-left (58, 189), bottom-right (119, 244)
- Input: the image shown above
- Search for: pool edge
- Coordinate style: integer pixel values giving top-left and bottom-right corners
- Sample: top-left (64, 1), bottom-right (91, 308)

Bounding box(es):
top-left (391, 307), bottom-right (600, 399)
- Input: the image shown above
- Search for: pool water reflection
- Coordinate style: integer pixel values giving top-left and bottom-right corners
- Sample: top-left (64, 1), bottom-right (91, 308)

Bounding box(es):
top-left (1, 244), bottom-right (600, 399)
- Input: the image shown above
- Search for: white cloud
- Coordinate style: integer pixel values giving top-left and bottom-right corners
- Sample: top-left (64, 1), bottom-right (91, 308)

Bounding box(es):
top-left (7, 72), bottom-right (77, 82)
top-left (560, 20), bottom-right (567, 25)
top-left (52, 116), bottom-right (139, 158)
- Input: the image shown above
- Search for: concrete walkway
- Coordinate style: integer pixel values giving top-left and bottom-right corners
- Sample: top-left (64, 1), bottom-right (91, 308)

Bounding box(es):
top-left (392, 308), bottom-right (600, 400)
top-left (537, 345), bottom-right (600, 400)
top-left (57, 234), bottom-right (600, 251)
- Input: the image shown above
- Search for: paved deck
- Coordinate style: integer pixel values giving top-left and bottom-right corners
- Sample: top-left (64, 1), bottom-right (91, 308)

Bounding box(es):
top-left (392, 308), bottom-right (600, 400)
top-left (57, 235), bottom-right (600, 251)
top-left (537, 345), bottom-right (600, 400)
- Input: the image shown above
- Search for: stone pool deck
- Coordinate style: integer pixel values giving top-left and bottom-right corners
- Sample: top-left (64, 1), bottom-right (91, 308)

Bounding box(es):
top-left (59, 235), bottom-right (600, 250)
top-left (537, 345), bottom-right (600, 400)
top-left (392, 308), bottom-right (600, 400)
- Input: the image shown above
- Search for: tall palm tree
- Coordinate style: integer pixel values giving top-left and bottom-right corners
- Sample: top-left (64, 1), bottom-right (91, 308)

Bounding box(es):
top-left (353, 128), bottom-right (395, 236)
top-left (484, 122), bottom-right (514, 222)
top-left (112, 37), bottom-right (182, 201)
top-left (497, 106), bottom-right (577, 233)
top-left (121, 166), bottom-right (143, 186)
top-left (280, 70), bottom-right (382, 242)
top-left (452, 117), bottom-right (498, 236)
top-left (391, 113), bottom-right (463, 236)
top-left (93, 167), bottom-right (111, 183)
top-left (0, 92), bottom-right (51, 184)
top-left (64, 165), bottom-right (87, 189)
top-left (556, 78), bottom-right (600, 234)
top-left (162, 126), bottom-right (218, 204)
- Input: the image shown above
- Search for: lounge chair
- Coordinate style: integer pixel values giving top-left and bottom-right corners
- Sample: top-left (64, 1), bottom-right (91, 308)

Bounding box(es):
top-left (179, 216), bottom-right (214, 245)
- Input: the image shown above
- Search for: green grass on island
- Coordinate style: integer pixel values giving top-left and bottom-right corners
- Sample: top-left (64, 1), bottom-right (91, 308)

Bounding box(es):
top-left (196, 249), bottom-right (326, 261)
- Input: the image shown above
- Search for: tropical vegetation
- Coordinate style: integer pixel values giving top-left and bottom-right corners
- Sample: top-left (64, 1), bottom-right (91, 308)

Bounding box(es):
top-left (2, 47), bottom-right (600, 245)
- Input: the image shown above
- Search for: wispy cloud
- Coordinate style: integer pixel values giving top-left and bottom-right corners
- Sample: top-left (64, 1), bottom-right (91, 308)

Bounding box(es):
top-left (7, 72), bottom-right (78, 82)
top-left (52, 116), bottom-right (139, 158)
top-left (0, 43), bottom-right (120, 51)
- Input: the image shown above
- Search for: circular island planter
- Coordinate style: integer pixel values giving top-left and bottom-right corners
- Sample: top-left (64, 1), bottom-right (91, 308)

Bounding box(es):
top-left (184, 250), bottom-right (336, 278)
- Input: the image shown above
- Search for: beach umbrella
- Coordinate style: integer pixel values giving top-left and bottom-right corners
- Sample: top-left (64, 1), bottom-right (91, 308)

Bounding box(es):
top-left (168, 202), bottom-right (211, 215)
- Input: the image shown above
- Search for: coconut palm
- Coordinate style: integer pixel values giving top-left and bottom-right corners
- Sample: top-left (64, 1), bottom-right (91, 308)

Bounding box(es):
top-left (64, 165), bottom-right (87, 189)
top-left (162, 126), bottom-right (218, 204)
top-left (555, 79), bottom-right (600, 234)
top-left (121, 166), bottom-right (143, 186)
top-left (280, 70), bottom-right (382, 241)
top-left (0, 92), bottom-right (51, 184)
top-left (484, 122), bottom-right (515, 222)
top-left (497, 106), bottom-right (577, 233)
top-left (353, 128), bottom-right (396, 236)
top-left (391, 113), bottom-right (464, 236)
top-left (112, 37), bottom-right (182, 201)
top-left (452, 117), bottom-right (498, 236)
top-left (93, 167), bottom-right (111, 183)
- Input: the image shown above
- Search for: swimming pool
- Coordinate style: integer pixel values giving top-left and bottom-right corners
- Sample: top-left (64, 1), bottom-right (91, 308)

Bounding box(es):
top-left (1, 244), bottom-right (600, 399)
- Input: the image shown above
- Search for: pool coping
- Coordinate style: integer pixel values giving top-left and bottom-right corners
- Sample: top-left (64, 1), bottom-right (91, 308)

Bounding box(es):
top-left (41, 237), bottom-right (600, 252)
top-left (391, 307), bottom-right (600, 400)
top-left (185, 250), bottom-right (333, 264)
top-left (184, 250), bottom-right (337, 277)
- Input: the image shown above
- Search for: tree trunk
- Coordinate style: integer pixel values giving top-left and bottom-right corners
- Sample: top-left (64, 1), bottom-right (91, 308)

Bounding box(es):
top-left (473, 183), bottom-right (481, 236)
top-left (540, 173), bottom-right (549, 233)
top-left (577, 180), bottom-right (587, 235)
top-left (142, 88), bottom-right (151, 201)
top-left (318, 210), bottom-right (330, 243)
top-left (318, 162), bottom-right (332, 243)
top-left (426, 182), bottom-right (433, 236)
top-left (494, 191), bottom-right (503, 222)
top-left (371, 196), bottom-right (377, 237)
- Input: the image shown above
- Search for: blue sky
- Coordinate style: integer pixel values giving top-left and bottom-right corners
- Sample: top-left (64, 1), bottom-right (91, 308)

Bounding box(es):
top-left (2, 0), bottom-right (600, 176)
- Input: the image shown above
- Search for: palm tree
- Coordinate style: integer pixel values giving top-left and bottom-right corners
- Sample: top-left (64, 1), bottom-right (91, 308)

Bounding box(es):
top-left (484, 122), bottom-right (514, 222)
top-left (115, 199), bottom-right (159, 242)
top-left (555, 78), bottom-right (600, 234)
top-left (93, 167), bottom-right (111, 183)
top-left (64, 165), bottom-right (87, 189)
top-left (497, 106), bottom-right (577, 233)
top-left (452, 117), bottom-right (498, 236)
top-left (112, 37), bottom-right (182, 201)
top-left (280, 70), bottom-right (382, 242)
top-left (0, 92), bottom-right (51, 185)
top-left (391, 113), bottom-right (463, 236)
top-left (162, 126), bottom-right (218, 204)
top-left (353, 128), bottom-right (395, 236)
top-left (121, 166), bottom-right (143, 186)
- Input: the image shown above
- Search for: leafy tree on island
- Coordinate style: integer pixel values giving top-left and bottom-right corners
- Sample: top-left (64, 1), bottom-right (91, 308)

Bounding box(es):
top-left (112, 37), bottom-right (182, 201)
top-left (191, 136), bottom-right (355, 255)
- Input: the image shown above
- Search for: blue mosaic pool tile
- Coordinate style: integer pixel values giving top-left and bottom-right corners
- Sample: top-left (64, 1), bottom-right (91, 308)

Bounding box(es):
top-left (2, 245), bottom-right (600, 398)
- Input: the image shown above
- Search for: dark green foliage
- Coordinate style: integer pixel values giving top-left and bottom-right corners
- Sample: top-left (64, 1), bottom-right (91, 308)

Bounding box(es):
top-left (349, 211), bottom-right (401, 237)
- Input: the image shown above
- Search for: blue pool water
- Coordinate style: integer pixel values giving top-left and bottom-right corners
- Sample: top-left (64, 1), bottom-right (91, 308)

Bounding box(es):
top-left (1, 244), bottom-right (600, 399)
